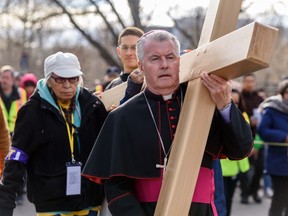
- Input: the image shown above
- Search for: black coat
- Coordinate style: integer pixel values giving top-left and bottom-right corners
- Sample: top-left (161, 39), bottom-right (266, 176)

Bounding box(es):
top-left (0, 87), bottom-right (108, 214)
top-left (83, 85), bottom-right (253, 216)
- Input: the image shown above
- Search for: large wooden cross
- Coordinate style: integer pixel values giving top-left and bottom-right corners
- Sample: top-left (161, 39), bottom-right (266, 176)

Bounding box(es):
top-left (99, 0), bottom-right (278, 215)
top-left (155, 0), bottom-right (278, 215)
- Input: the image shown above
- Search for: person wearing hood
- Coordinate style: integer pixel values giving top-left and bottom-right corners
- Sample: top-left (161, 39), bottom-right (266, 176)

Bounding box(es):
top-left (20, 73), bottom-right (38, 99)
top-left (0, 52), bottom-right (108, 216)
top-left (257, 79), bottom-right (288, 216)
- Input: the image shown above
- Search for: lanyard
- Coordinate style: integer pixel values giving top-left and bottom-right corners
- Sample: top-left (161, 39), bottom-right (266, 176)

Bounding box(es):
top-left (60, 107), bottom-right (75, 163)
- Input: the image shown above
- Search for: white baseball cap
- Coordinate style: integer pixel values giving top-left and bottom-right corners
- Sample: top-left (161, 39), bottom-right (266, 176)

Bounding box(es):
top-left (44, 52), bottom-right (83, 79)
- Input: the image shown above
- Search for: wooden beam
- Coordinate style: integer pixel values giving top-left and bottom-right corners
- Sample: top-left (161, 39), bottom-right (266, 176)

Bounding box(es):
top-left (99, 22), bottom-right (277, 111)
top-left (179, 22), bottom-right (279, 83)
top-left (198, 0), bottom-right (243, 44)
top-left (100, 82), bottom-right (127, 110)
top-left (155, 80), bottom-right (214, 216)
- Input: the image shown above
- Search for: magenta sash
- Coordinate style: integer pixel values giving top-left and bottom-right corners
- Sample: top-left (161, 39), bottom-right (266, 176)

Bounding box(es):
top-left (134, 167), bottom-right (216, 205)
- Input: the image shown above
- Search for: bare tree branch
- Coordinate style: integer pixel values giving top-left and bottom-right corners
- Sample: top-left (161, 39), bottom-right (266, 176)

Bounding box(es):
top-left (127, 0), bottom-right (143, 29)
top-left (89, 0), bottom-right (118, 45)
top-left (105, 0), bottom-right (126, 29)
top-left (51, 0), bottom-right (120, 67)
top-left (167, 10), bottom-right (198, 48)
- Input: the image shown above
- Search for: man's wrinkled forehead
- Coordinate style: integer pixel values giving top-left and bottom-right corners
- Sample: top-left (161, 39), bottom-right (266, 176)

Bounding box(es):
top-left (144, 40), bottom-right (178, 56)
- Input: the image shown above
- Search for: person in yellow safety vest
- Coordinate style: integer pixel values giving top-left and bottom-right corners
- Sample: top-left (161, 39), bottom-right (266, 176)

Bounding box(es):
top-left (220, 89), bottom-right (251, 216)
top-left (0, 65), bottom-right (27, 134)
top-left (0, 103), bottom-right (10, 177)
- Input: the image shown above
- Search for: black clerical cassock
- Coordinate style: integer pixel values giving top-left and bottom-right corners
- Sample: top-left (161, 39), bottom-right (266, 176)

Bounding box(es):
top-left (83, 83), bottom-right (253, 216)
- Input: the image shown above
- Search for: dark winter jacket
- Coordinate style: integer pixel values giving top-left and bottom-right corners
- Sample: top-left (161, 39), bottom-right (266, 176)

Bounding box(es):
top-left (257, 95), bottom-right (288, 176)
top-left (0, 83), bottom-right (108, 215)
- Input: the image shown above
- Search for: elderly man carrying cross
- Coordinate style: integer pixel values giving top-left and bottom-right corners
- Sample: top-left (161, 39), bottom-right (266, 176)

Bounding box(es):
top-left (83, 30), bottom-right (253, 216)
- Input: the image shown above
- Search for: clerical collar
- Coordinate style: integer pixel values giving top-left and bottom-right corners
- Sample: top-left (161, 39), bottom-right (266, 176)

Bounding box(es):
top-left (162, 94), bottom-right (173, 101)
top-left (144, 87), bottom-right (181, 102)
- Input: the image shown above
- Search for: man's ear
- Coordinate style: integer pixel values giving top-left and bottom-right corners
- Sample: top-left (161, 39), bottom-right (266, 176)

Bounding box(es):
top-left (116, 47), bottom-right (121, 58)
top-left (137, 61), bottom-right (144, 75)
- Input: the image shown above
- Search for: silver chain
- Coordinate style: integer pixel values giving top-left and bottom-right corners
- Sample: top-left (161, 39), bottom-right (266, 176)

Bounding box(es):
top-left (143, 88), bottom-right (183, 173)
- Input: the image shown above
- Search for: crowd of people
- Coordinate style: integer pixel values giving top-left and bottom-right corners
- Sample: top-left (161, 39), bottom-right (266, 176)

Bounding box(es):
top-left (0, 26), bottom-right (287, 216)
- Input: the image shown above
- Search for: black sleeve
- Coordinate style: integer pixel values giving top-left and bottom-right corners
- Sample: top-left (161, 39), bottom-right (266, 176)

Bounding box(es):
top-left (220, 102), bottom-right (253, 159)
top-left (104, 177), bottom-right (147, 216)
top-left (120, 77), bottom-right (143, 105)
top-left (0, 160), bottom-right (26, 215)
top-left (206, 102), bottom-right (253, 159)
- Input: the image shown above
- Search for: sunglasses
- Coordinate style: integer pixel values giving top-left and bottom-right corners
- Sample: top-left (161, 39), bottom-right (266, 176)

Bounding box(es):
top-left (51, 76), bottom-right (79, 84)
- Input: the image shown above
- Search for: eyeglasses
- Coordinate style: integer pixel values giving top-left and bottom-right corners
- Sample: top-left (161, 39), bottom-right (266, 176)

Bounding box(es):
top-left (119, 45), bottom-right (137, 52)
top-left (51, 76), bottom-right (79, 84)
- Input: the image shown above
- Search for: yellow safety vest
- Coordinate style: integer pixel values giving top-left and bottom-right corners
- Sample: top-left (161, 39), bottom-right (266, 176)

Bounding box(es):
top-left (220, 111), bottom-right (251, 176)
top-left (0, 87), bottom-right (27, 133)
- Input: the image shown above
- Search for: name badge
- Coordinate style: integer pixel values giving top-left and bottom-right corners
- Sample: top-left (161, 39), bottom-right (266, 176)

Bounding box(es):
top-left (66, 161), bottom-right (82, 196)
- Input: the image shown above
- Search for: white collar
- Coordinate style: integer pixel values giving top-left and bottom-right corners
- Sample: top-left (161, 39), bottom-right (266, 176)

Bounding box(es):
top-left (162, 93), bottom-right (173, 101)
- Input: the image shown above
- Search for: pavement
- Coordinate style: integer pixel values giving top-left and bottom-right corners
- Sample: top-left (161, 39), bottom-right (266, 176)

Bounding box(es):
top-left (230, 187), bottom-right (270, 216)
top-left (14, 187), bottom-right (271, 216)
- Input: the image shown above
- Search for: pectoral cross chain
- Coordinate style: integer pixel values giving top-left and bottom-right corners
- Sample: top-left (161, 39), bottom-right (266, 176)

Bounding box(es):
top-left (144, 92), bottom-right (175, 178)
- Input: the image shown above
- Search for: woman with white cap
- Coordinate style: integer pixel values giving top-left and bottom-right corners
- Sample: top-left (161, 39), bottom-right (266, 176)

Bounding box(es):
top-left (0, 52), bottom-right (108, 216)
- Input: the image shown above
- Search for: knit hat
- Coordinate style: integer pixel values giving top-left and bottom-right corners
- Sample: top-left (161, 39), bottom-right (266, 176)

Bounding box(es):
top-left (44, 52), bottom-right (83, 79)
top-left (20, 73), bottom-right (38, 88)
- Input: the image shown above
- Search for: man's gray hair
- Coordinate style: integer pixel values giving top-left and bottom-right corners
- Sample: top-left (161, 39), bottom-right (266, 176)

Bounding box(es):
top-left (136, 30), bottom-right (180, 62)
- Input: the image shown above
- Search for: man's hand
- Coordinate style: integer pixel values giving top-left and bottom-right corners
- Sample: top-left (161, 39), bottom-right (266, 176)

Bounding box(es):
top-left (129, 69), bottom-right (144, 84)
top-left (200, 72), bottom-right (232, 110)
